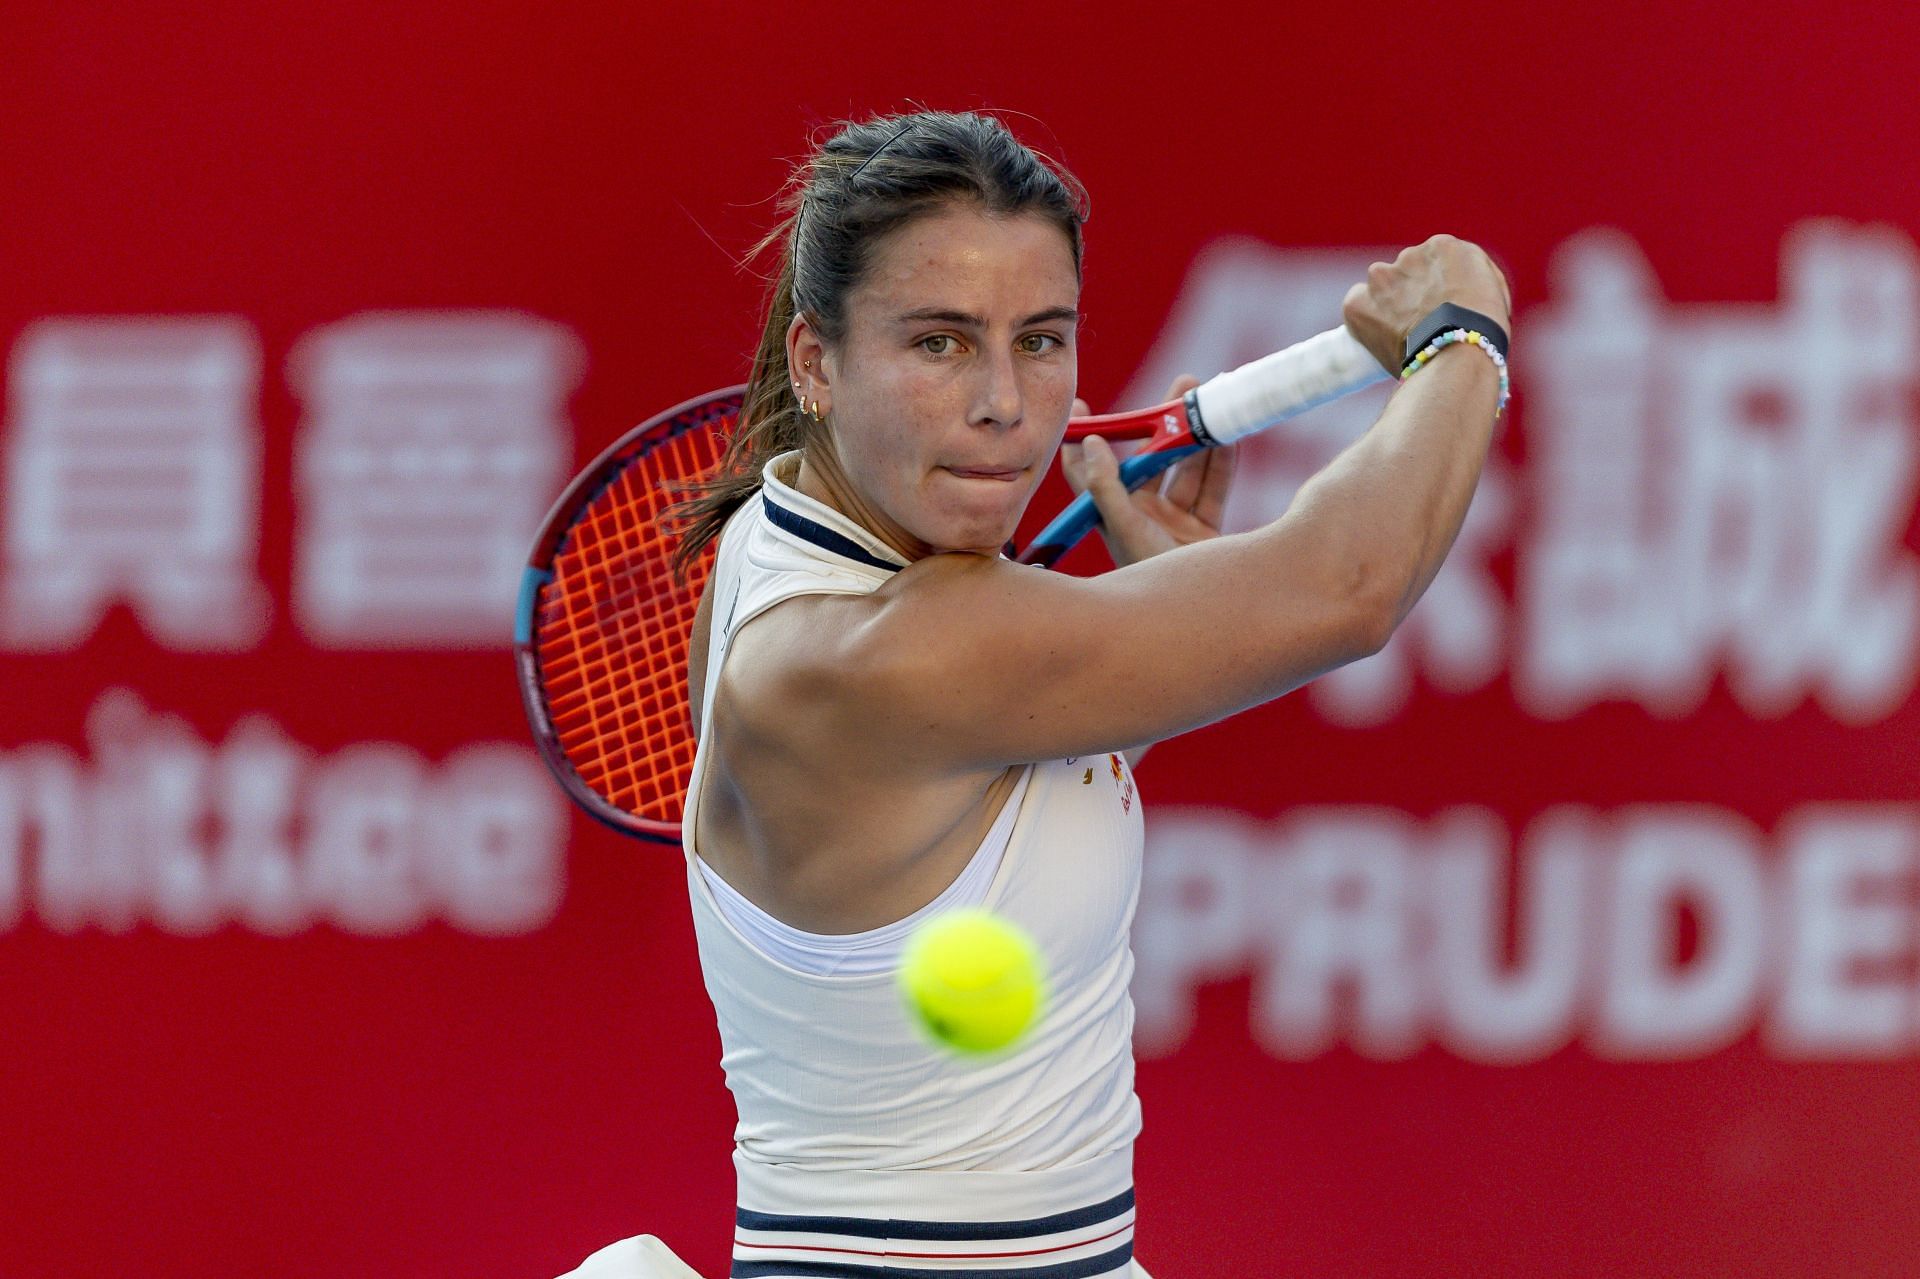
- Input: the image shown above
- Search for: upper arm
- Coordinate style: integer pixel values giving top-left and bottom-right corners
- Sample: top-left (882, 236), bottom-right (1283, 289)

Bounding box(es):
top-left (810, 521), bottom-right (1387, 770)
top-left (771, 348), bottom-right (1497, 774)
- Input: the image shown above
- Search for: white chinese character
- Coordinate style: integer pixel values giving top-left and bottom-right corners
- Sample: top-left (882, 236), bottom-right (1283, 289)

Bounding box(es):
top-left (3, 317), bottom-right (267, 650)
top-left (1520, 223), bottom-right (1920, 723)
top-left (291, 311), bottom-right (579, 647)
top-left (1119, 238), bottom-right (1390, 423)
top-left (1126, 239), bottom-right (1512, 725)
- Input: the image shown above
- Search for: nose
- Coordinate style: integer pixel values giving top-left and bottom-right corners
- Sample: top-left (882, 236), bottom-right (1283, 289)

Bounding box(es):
top-left (969, 346), bottom-right (1023, 431)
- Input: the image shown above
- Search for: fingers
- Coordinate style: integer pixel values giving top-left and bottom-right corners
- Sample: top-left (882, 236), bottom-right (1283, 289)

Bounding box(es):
top-left (1075, 435), bottom-right (1160, 548)
top-left (1342, 279), bottom-right (1369, 321)
top-left (1164, 373), bottom-right (1201, 401)
top-left (1066, 377), bottom-right (1214, 564)
top-left (1156, 440), bottom-right (1239, 530)
top-left (1344, 277), bottom-right (1403, 373)
top-left (1151, 373), bottom-right (1207, 509)
top-left (1059, 400), bottom-right (1095, 493)
top-left (1190, 442), bottom-right (1238, 531)
top-left (1059, 441), bottom-right (1088, 494)
top-left (1127, 487), bottom-right (1191, 528)
top-left (1348, 234), bottom-right (1510, 366)
top-left (1126, 486), bottom-right (1218, 549)
top-left (1160, 452), bottom-right (1203, 512)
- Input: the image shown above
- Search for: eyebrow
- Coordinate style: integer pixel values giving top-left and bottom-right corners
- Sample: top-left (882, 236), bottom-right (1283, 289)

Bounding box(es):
top-left (893, 305), bottom-right (1082, 329)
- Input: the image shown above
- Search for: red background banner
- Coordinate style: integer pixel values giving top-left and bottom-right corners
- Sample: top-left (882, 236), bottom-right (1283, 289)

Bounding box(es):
top-left (6, 3), bottom-right (1920, 1276)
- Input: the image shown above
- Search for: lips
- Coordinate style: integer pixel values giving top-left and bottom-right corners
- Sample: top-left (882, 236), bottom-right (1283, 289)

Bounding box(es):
top-left (944, 465), bottom-right (1025, 481)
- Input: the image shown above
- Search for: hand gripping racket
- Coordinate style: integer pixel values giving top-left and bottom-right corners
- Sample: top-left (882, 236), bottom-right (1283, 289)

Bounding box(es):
top-left (516, 326), bottom-right (1389, 844)
top-left (1021, 326), bottom-right (1387, 565)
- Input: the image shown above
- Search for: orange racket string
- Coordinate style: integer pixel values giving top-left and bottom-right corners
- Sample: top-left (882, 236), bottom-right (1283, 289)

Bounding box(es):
top-left (535, 417), bottom-right (730, 827)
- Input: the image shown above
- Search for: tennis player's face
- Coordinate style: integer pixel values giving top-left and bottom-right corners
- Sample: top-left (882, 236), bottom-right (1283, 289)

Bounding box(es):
top-left (825, 205), bottom-right (1080, 558)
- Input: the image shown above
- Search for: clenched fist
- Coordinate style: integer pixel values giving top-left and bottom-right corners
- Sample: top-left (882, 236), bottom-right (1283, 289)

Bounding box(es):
top-left (1342, 235), bottom-right (1511, 375)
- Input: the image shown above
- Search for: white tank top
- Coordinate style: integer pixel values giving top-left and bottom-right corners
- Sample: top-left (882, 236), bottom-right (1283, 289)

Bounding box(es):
top-left (694, 760), bottom-right (1031, 977)
top-left (682, 453), bottom-right (1145, 1276)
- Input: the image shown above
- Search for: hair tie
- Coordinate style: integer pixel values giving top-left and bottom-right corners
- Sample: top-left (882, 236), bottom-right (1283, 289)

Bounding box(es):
top-left (793, 120), bottom-right (921, 307)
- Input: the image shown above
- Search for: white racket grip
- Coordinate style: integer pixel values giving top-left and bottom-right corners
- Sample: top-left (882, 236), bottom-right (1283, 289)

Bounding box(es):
top-left (1192, 327), bottom-right (1390, 445)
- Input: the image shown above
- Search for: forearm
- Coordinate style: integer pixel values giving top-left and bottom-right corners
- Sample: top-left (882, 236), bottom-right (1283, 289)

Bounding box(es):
top-left (1064, 357), bottom-right (1501, 739)
top-left (868, 261), bottom-right (1510, 766)
top-left (860, 354), bottom-right (1496, 767)
top-left (1277, 345), bottom-right (1501, 635)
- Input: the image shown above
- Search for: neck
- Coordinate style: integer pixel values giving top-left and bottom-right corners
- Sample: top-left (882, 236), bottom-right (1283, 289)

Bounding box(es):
top-left (790, 447), bottom-right (937, 563)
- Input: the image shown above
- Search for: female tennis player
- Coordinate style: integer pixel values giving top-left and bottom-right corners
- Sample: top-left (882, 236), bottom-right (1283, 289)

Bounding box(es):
top-left (561, 109), bottom-right (1509, 1279)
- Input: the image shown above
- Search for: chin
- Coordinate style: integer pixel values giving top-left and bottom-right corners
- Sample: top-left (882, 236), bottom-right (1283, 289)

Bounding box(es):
top-left (933, 525), bottom-right (1015, 555)
top-left (921, 511), bottom-right (1019, 555)
top-left (932, 477), bottom-right (1033, 543)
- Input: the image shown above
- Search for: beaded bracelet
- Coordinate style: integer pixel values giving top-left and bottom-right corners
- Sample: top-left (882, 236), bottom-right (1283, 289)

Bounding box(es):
top-left (1403, 303), bottom-right (1509, 367)
top-left (1401, 328), bottom-right (1510, 415)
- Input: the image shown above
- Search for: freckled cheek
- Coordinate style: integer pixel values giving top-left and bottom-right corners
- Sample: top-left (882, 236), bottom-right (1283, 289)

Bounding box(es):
top-left (848, 367), bottom-right (947, 440)
top-left (830, 372), bottom-right (899, 458)
top-left (1029, 364), bottom-right (1078, 423)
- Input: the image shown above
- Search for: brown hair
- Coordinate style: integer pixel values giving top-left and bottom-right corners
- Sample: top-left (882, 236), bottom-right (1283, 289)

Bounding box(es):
top-left (669, 110), bottom-right (1089, 576)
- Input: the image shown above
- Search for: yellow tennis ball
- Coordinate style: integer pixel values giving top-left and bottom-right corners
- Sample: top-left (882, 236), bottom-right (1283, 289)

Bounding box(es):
top-left (898, 909), bottom-right (1046, 1055)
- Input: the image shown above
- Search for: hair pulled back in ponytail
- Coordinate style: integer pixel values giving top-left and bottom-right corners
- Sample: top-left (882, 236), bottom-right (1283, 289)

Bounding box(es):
top-left (668, 110), bottom-right (1088, 578)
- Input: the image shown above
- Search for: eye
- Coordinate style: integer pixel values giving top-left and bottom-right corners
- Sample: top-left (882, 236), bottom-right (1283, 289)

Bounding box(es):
top-left (919, 334), bottom-right (959, 356)
top-left (1018, 332), bottom-right (1064, 356)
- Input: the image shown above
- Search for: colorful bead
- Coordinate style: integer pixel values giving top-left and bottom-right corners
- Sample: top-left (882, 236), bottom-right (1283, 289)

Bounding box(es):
top-left (1399, 327), bottom-right (1510, 414)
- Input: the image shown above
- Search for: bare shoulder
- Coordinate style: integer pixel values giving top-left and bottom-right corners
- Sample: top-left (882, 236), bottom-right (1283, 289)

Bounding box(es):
top-left (699, 574), bottom-right (1041, 930)
top-left (693, 558), bottom-right (1017, 762)
top-left (838, 553), bottom-right (1068, 662)
top-left (717, 532), bottom-right (1370, 775)
top-left (778, 535), bottom-right (1375, 770)
top-left (714, 586), bottom-right (924, 761)
top-left (728, 552), bottom-right (1111, 770)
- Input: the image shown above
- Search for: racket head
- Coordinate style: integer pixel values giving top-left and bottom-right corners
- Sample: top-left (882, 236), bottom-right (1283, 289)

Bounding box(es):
top-left (515, 386), bottom-right (743, 845)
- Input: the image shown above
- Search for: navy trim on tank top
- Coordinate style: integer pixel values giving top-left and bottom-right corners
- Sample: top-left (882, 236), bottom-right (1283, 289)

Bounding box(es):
top-left (761, 493), bottom-right (903, 574)
top-left (730, 1246), bottom-right (1134, 1279)
top-left (735, 1188), bottom-right (1134, 1242)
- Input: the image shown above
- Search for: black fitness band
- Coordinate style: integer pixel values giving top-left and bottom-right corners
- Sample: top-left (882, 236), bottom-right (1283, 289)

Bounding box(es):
top-left (1402, 303), bottom-right (1510, 373)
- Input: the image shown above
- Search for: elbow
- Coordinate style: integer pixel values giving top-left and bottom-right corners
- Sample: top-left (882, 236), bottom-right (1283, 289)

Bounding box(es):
top-left (1331, 558), bottom-right (1407, 661)
top-left (1351, 596), bottom-right (1401, 658)
top-left (1340, 591), bottom-right (1399, 660)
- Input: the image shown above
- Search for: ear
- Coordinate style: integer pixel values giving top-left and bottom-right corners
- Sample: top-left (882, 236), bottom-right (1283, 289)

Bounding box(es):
top-left (785, 314), bottom-right (833, 417)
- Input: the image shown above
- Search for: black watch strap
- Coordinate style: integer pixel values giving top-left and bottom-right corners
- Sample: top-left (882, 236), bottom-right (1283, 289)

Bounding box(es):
top-left (1402, 303), bottom-right (1510, 373)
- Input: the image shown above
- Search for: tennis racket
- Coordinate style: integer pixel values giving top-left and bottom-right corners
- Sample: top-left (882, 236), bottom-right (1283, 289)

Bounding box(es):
top-left (1022, 325), bottom-right (1386, 565)
top-left (516, 325), bottom-right (1389, 844)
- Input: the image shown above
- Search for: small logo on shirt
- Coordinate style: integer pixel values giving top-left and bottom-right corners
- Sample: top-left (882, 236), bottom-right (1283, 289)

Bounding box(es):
top-left (1109, 753), bottom-right (1134, 815)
